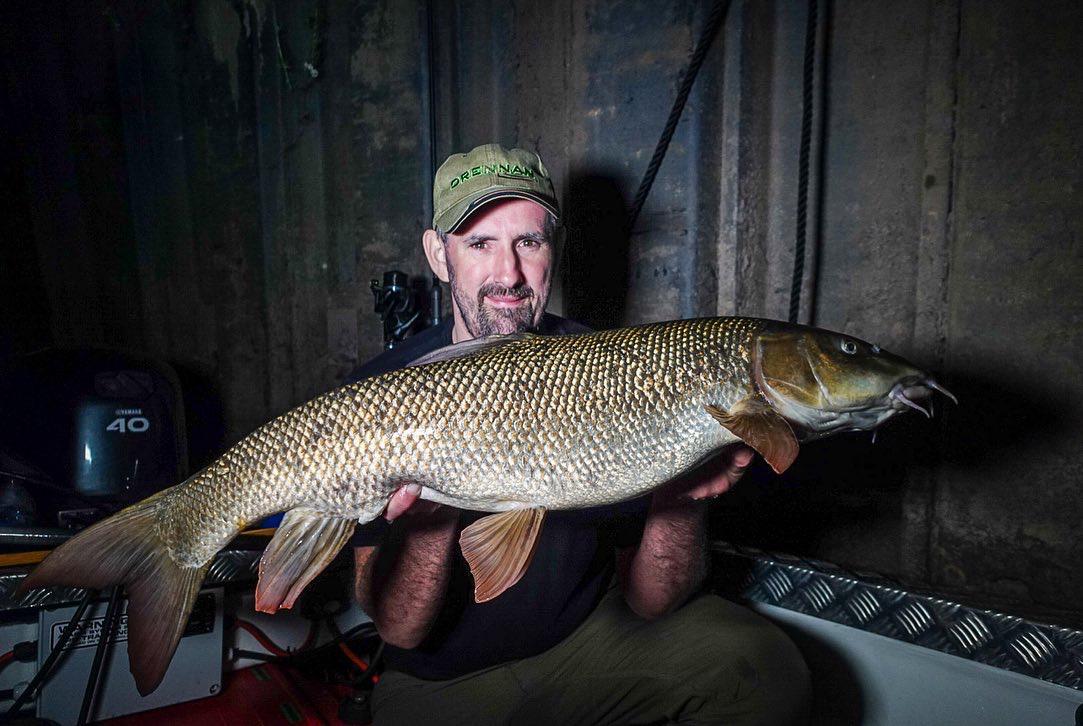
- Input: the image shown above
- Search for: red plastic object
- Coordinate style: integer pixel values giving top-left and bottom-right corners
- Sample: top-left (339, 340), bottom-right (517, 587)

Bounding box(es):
top-left (102, 662), bottom-right (362, 725)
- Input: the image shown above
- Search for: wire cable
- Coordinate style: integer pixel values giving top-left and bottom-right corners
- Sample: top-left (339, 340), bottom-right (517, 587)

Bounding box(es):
top-left (325, 616), bottom-right (381, 682)
top-left (789, 0), bottom-right (820, 323)
top-left (0, 642), bottom-right (34, 679)
top-left (298, 618), bottom-right (319, 651)
top-left (233, 619), bottom-right (294, 658)
top-left (76, 585), bottom-right (122, 726)
top-left (233, 617), bottom-right (323, 658)
top-left (424, 0), bottom-right (444, 327)
top-left (337, 641), bottom-right (369, 673)
top-left (629, 0), bottom-right (732, 232)
top-left (229, 648), bottom-right (279, 663)
top-left (6, 589), bottom-right (97, 716)
top-left (230, 617), bottom-right (376, 666)
top-left (367, 640), bottom-right (385, 681)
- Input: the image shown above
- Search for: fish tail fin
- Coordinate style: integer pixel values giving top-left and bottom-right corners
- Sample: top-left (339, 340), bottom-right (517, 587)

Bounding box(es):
top-left (17, 493), bottom-right (209, 696)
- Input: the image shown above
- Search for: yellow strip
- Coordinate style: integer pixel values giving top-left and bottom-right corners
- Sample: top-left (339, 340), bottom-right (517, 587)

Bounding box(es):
top-left (0, 551), bottom-right (49, 567)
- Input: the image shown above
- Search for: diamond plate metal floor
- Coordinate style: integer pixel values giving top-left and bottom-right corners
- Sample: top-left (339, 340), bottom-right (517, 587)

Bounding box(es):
top-left (709, 542), bottom-right (1083, 692)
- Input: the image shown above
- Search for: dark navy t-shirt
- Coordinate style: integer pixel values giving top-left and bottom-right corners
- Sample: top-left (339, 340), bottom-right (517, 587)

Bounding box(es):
top-left (347, 315), bottom-right (649, 680)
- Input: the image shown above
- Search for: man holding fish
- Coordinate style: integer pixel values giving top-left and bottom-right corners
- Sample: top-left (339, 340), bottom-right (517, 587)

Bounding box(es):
top-left (350, 144), bottom-right (812, 725)
top-left (22, 142), bottom-right (952, 715)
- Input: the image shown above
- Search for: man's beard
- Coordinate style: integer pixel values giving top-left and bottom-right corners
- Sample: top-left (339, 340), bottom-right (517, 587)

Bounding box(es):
top-left (447, 265), bottom-right (539, 338)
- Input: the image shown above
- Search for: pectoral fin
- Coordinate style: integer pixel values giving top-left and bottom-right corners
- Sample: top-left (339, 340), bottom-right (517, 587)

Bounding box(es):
top-left (459, 507), bottom-right (546, 603)
top-left (256, 508), bottom-right (357, 613)
top-left (706, 398), bottom-right (799, 474)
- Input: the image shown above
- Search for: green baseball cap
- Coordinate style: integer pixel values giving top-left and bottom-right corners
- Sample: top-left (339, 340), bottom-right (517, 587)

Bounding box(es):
top-left (432, 144), bottom-right (560, 233)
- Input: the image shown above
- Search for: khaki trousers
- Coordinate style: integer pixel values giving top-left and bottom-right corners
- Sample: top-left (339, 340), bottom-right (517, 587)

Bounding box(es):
top-left (372, 586), bottom-right (810, 725)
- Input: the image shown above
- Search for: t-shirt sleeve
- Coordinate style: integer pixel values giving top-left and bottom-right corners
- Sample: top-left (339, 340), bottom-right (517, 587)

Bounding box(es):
top-left (350, 516), bottom-right (391, 548)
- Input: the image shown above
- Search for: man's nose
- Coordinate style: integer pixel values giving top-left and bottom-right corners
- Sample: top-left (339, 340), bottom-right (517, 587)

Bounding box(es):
top-left (492, 245), bottom-right (525, 287)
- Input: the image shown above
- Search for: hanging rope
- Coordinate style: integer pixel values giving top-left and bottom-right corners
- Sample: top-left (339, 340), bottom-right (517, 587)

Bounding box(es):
top-left (629, 0), bottom-right (732, 232)
top-left (789, 0), bottom-right (820, 323)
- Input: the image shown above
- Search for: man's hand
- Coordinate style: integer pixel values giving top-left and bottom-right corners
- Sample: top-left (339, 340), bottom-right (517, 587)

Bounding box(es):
top-left (620, 445), bottom-right (755, 620)
top-left (652, 445), bottom-right (754, 506)
top-left (385, 483), bottom-right (444, 520)
top-left (355, 483), bottom-right (458, 649)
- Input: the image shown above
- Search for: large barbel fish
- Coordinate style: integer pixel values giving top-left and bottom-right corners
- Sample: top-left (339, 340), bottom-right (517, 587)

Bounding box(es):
top-left (20, 317), bottom-right (954, 694)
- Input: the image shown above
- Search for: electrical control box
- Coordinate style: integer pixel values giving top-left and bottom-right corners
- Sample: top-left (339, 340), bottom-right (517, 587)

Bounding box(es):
top-left (35, 589), bottom-right (222, 723)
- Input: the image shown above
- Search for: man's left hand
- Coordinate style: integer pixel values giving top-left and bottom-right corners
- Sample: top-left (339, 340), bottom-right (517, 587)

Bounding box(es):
top-left (653, 445), bottom-right (755, 504)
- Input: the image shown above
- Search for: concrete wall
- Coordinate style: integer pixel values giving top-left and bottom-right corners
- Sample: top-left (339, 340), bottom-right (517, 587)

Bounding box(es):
top-left (706, 0), bottom-right (1083, 617)
top-left (1, 0), bottom-right (433, 446)
top-left (1, 0), bottom-right (1080, 618)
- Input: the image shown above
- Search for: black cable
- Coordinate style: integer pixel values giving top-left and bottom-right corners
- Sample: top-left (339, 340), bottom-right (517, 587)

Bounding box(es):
top-left (233, 618), bottom-right (377, 664)
top-left (5, 589), bottom-right (97, 717)
top-left (326, 617), bottom-right (382, 686)
top-left (320, 619), bottom-right (377, 650)
top-left (76, 585), bottom-right (122, 726)
top-left (325, 618), bottom-right (379, 654)
top-left (367, 640), bottom-right (385, 675)
top-left (629, 0), bottom-right (731, 232)
top-left (789, 0), bottom-right (819, 323)
top-left (230, 648), bottom-right (280, 663)
top-left (425, 0), bottom-right (439, 204)
top-left (424, 0), bottom-right (444, 326)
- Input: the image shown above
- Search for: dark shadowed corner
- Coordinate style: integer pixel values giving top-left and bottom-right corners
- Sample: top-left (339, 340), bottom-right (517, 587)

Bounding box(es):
top-left (561, 173), bottom-right (632, 330)
top-left (170, 360), bottom-right (228, 474)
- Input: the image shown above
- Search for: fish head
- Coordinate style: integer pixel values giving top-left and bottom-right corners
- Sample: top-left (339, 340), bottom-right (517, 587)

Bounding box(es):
top-left (753, 327), bottom-right (956, 438)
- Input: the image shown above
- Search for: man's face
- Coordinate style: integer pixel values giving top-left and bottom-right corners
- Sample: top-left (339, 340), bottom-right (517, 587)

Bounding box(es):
top-left (424, 198), bottom-right (554, 341)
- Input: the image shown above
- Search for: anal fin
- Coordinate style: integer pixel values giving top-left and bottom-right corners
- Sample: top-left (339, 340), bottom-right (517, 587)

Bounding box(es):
top-left (460, 507), bottom-right (546, 603)
top-left (256, 509), bottom-right (357, 613)
top-left (706, 397), bottom-right (800, 474)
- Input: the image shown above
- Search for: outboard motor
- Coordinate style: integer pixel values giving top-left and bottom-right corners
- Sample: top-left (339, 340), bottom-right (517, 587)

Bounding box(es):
top-left (0, 349), bottom-right (187, 528)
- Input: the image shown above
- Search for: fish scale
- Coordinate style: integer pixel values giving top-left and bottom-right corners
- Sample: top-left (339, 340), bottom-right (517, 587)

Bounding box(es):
top-left (21, 315), bottom-right (952, 695)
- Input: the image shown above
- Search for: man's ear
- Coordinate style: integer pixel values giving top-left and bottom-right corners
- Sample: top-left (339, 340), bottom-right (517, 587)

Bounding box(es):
top-left (422, 229), bottom-right (450, 283)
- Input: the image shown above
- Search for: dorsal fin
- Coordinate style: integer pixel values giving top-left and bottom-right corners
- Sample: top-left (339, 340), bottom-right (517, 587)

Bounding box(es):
top-left (407, 332), bottom-right (534, 367)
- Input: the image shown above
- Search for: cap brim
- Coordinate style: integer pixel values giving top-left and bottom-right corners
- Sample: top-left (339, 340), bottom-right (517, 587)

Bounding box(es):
top-left (440, 190), bottom-right (560, 233)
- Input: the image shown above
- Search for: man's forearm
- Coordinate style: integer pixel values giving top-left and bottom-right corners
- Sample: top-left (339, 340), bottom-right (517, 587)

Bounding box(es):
top-left (354, 508), bottom-right (460, 648)
top-left (621, 497), bottom-right (708, 619)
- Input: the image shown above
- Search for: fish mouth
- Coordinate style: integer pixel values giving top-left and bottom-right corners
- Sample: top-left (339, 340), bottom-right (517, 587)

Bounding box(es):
top-left (889, 379), bottom-right (958, 418)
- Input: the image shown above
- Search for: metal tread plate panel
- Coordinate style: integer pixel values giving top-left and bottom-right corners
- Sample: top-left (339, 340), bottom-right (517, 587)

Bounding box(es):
top-left (710, 543), bottom-right (1083, 691)
top-left (0, 548), bottom-right (262, 611)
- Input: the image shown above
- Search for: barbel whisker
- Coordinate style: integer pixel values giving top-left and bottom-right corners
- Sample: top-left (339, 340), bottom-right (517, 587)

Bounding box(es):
top-left (891, 387), bottom-right (932, 418)
top-left (925, 379), bottom-right (958, 405)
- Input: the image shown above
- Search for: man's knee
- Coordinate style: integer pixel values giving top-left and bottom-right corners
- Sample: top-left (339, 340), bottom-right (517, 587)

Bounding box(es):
top-left (662, 594), bottom-right (810, 722)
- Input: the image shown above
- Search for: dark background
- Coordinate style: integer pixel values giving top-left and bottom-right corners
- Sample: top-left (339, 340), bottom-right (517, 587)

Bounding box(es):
top-left (1, 0), bottom-right (1080, 622)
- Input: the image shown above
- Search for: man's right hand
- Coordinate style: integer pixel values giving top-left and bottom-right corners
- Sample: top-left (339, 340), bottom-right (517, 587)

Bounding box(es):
top-left (355, 482), bottom-right (458, 649)
top-left (385, 482), bottom-right (444, 520)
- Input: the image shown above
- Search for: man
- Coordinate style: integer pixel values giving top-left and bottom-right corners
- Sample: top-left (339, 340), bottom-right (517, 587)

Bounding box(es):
top-left (350, 144), bottom-right (809, 724)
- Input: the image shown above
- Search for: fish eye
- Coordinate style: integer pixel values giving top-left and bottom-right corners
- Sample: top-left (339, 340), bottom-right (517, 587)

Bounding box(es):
top-left (841, 340), bottom-right (858, 355)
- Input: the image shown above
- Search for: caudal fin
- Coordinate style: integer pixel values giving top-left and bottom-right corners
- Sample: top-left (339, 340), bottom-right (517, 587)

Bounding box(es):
top-left (17, 494), bottom-right (208, 695)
